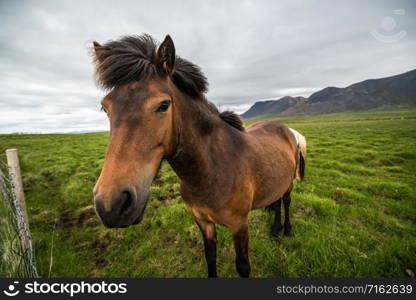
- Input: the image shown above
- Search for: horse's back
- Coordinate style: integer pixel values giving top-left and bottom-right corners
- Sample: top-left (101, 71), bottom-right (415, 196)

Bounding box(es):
top-left (247, 121), bottom-right (297, 149)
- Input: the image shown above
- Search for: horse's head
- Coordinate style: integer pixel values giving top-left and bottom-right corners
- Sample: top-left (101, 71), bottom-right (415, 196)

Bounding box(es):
top-left (92, 35), bottom-right (178, 228)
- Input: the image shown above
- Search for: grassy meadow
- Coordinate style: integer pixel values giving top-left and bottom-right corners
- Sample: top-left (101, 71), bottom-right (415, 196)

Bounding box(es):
top-left (0, 109), bottom-right (415, 277)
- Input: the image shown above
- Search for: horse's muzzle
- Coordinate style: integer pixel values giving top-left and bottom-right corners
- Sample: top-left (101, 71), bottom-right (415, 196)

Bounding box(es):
top-left (93, 187), bottom-right (147, 228)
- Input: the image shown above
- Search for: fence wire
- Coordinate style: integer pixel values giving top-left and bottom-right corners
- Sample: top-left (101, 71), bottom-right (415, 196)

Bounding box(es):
top-left (0, 165), bottom-right (39, 278)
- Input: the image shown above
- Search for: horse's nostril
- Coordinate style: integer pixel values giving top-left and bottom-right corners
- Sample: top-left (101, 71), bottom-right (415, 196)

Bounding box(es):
top-left (118, 190), bottom-right (134, 216)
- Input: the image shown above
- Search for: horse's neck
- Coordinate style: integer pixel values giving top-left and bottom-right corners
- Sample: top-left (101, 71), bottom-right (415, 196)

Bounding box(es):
top-left (167, 97), bottom-right (242, 188)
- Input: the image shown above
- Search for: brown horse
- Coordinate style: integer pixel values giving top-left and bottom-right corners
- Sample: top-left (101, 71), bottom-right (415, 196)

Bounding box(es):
top-left (91, 34), bottom-right (305, 277)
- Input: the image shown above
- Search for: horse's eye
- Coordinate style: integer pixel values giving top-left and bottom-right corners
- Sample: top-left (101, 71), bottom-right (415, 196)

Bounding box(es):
top-left (156, 100), bottom-right (171, 113)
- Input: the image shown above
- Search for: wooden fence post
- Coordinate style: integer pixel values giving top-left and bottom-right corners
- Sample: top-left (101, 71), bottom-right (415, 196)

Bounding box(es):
top-left (5, 148), bottom-right (38, 277)
top-left (6, 149), bottom-right (29, 227)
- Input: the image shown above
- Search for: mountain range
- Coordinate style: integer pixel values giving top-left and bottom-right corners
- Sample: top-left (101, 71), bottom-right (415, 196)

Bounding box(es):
top-left (240, 69), bottom-right (416, 119)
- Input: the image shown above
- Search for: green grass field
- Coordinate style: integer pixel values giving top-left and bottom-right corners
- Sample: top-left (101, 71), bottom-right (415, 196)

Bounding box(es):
top-left (1, 109), bottom-right (415, 277)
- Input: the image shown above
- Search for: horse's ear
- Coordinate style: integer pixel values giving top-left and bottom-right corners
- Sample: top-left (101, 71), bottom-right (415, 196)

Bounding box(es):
top-left (156, 35), bottom-right (175, 75)
top-left (93, 41), bottom-right (101, 52)
top-left (92, 41), bottom-right (103, 60)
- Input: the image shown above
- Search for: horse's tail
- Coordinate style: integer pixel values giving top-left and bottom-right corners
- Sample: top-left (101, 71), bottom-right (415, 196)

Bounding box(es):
top-left (299, 150), bottom-right (305, 180)
top-left (289, 128), bottom-right (306, 181)
top-left (299, 134), bottom-right (306, 180)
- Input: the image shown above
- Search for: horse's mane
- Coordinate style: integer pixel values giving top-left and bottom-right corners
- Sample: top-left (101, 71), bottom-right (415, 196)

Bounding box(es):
top-left (93, 34), bottom-right (207, 97)
top-left (219, 111), bottom-right (245, 131)
top-left (93, 34), bottom-right (244, 131)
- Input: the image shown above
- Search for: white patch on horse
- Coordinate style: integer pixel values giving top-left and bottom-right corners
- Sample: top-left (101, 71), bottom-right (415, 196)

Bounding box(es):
top-left (289, 128), bottom-right (307, 180)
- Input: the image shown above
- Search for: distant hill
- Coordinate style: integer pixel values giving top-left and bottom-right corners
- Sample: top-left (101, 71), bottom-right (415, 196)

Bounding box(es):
top-left (240, 96), bottom-right (306, 119)
top-left (241, 69), bottom-right (416, 119)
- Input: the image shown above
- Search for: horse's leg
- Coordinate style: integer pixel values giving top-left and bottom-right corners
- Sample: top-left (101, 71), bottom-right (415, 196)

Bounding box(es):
top-left (271, 198), bottom-right (283, 237)
top-left (231, 221), bottom-right (250, 277)
top-left (282, 191), bottom-right (292, 236)
top-left (195, 218), bottom-right (217, 277)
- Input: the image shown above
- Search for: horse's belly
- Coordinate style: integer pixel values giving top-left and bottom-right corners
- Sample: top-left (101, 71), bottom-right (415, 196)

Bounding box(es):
top-left (251, 177), bottom-right (292, 209)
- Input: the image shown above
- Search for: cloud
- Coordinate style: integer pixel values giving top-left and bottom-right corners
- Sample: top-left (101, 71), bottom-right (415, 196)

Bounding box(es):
top-left (1, 0), bottom-right (415, 133)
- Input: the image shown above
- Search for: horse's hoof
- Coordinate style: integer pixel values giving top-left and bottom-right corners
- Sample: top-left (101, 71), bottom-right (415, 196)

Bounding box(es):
top-left (271, 225), bottom-right (283, 237)
top-left (283, 229), bottom-right (293, 237)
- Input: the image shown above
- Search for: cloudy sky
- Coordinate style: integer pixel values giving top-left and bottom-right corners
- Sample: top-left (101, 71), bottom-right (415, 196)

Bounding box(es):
top-left (1, 0), bottom-right (415, 133)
